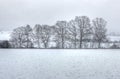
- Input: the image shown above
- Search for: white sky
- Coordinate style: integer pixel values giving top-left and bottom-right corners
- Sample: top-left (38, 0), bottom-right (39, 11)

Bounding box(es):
top-left (0, 0), bottom-right (120, 33)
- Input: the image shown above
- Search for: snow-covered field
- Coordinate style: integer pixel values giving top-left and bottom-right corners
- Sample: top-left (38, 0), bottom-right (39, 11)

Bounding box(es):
top-left (0, 49), bottom-right (120, 79)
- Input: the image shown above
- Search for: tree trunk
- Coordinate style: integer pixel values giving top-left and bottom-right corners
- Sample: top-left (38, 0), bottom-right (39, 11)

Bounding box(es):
top-left (27, 35), bottom-right (29, 48)
top-left (61, 27), bottom-right (64, 49)
top-left (79, 32), bottom-right (83, 49)
top-left (38, 38), bottom-right (40, 48)
top-left (74, 34), bottom-right (77, 49)
top-left (44, 43), bottom-right (47, 49)
top-left (98, 41), bottom-right (101, 48)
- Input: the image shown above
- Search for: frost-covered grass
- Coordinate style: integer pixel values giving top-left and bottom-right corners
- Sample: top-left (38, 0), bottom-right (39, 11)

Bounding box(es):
top-left (0, 49), bottom-right (120, 79)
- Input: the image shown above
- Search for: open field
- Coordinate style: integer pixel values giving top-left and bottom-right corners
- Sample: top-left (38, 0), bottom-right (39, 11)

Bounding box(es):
top-left (0, 49), bottom-right (120, 79)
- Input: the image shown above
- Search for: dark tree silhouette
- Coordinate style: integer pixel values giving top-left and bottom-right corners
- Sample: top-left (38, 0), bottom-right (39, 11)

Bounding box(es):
top-left (0, 40), bottom-right (11, 48)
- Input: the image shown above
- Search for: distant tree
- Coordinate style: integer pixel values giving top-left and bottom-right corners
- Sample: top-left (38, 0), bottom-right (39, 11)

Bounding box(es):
top-left (54, 21), bottom-right (68, 48)
top-left (75, 16), bottom-right (92, 48)
top-left (10, 26), bottom-right (26, 48)
top-left (0, 40), bottom-right (11, 48)
top-left (24, 25), bottom-right (33, 48)
top-left (92, 18), bottom-right (107, 48)
top-left (33, 24), bottom-right (42, 48)
top-left (10, 25), bottom-right (33, 48)
top-left (68, 20), bottom-right (79, 48)
top-left (33, 24), bottom-right (53, 48)
top-left (40, 25), bottom-right (51, 48)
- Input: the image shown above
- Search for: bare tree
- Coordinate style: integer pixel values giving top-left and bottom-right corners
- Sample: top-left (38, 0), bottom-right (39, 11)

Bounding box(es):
top-left (68, 20), bottom-right (78, 48)
top-left (24, 25), bottom-right (33, 48)
top-left (54, 21), bottom-right (68, 48)
top-left (40, 25), bottom-right (51, 48)
top-left (92, 18), bottom-right (107, 48)
top-left (10, 25), bottom-right (33, 48)
top-left (33, 24), bottom-right (42, 48)
top-left (75, 16), bottom-right (92, 48)
top-left (10, 26), bottom-right (26, 48)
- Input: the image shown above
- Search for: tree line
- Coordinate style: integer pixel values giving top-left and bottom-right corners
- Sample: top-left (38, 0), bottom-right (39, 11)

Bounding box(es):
top-left (4, 16), bottom-right (111, 49)
top-left (2, 16), bottom-right (119, 49)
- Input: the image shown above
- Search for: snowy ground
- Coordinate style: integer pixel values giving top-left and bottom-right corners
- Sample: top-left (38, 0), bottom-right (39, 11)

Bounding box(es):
top-left (0, 49), bottom-right (120, 79)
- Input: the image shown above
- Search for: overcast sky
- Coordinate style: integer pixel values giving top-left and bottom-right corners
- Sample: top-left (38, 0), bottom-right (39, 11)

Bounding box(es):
top-left (0, 0), bottom-right (120, 33)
